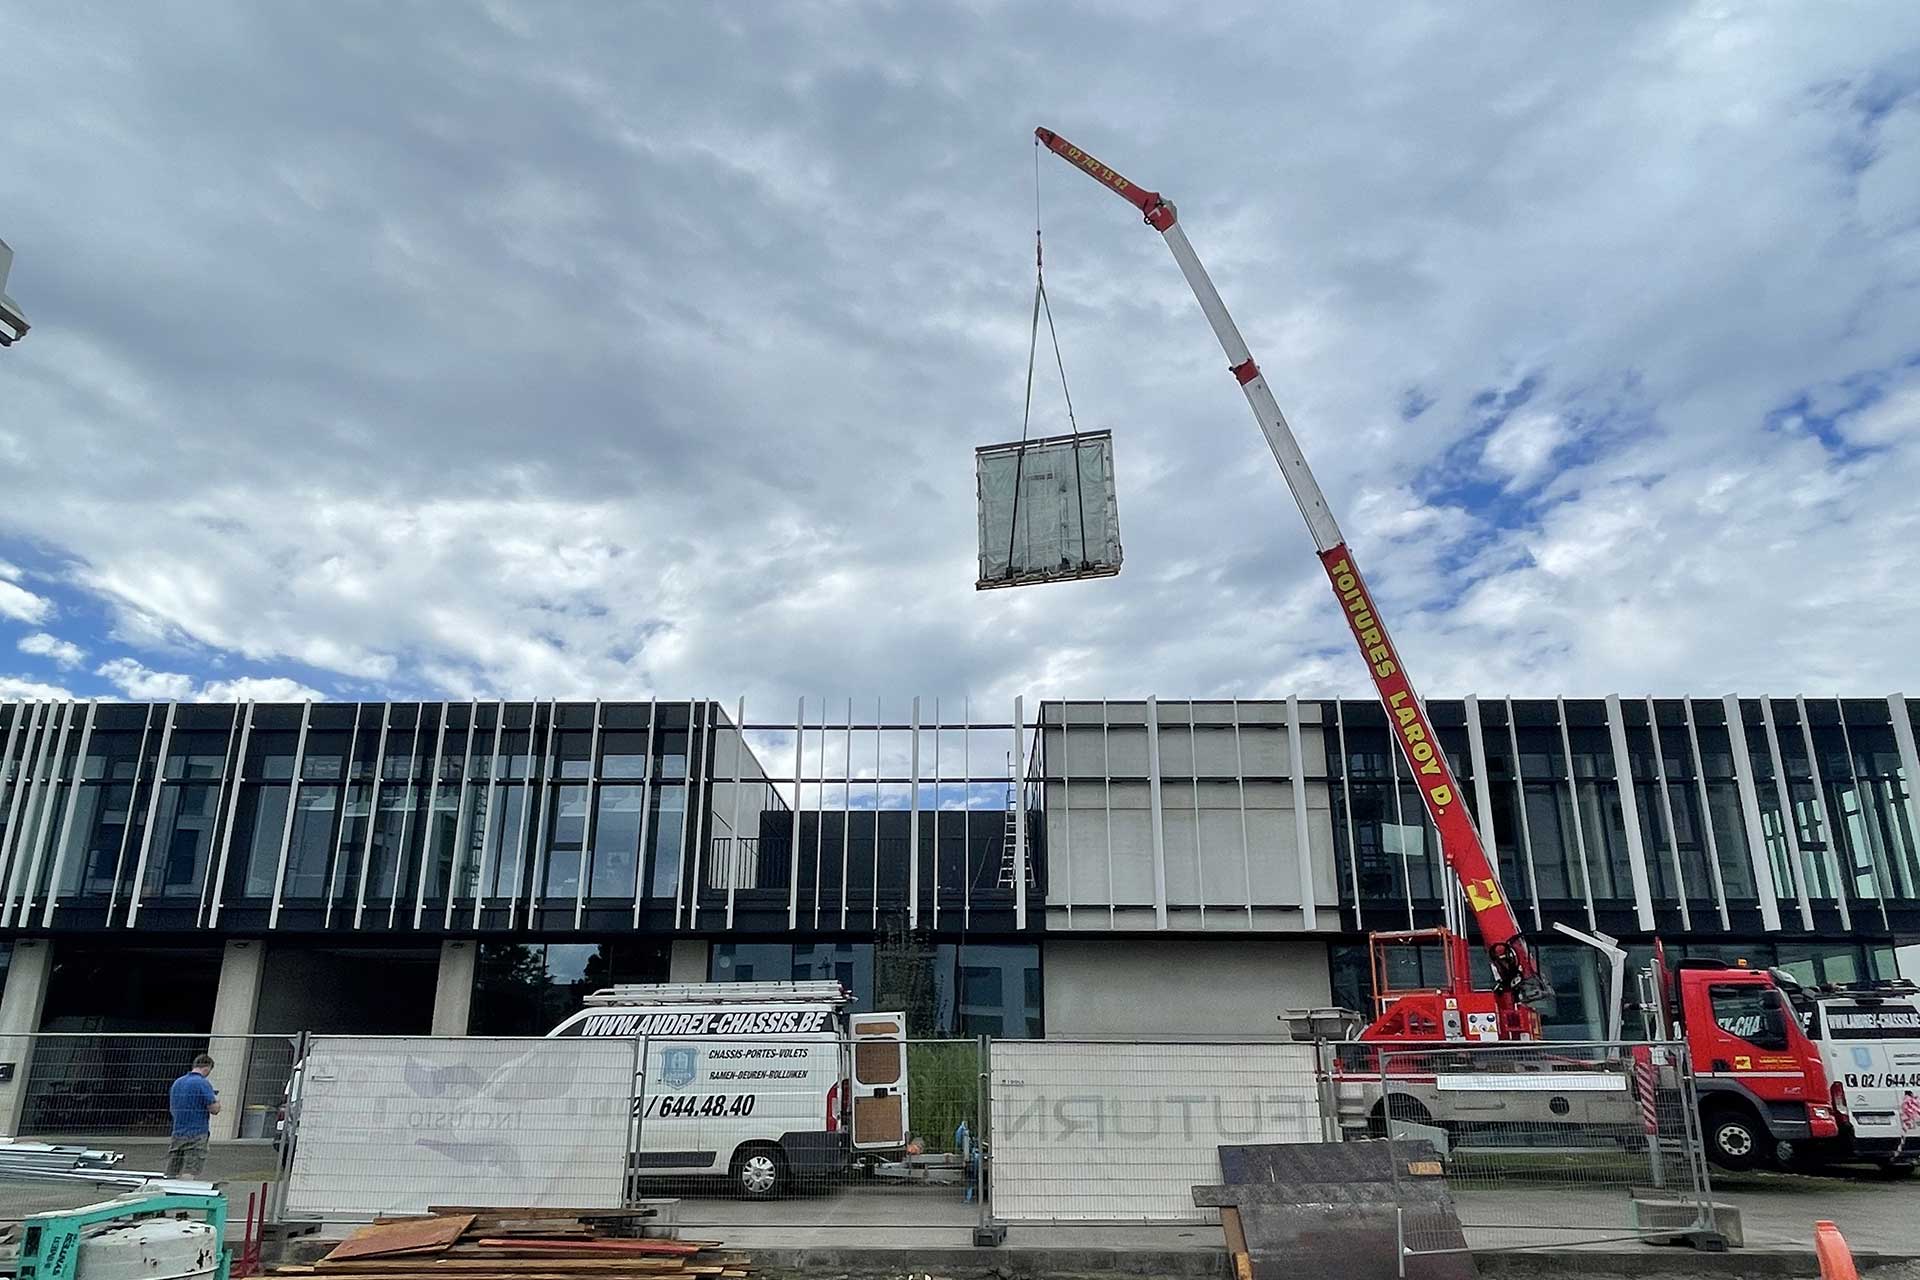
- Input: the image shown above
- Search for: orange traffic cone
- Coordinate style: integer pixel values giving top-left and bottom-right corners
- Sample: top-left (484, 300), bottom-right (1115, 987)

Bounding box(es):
top-left (1815, 1220), bottom-right (1858, 1280)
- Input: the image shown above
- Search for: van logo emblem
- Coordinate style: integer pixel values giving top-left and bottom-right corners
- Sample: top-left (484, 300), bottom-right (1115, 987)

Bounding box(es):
top-left (661, 1046), bottom-right (697, 1088)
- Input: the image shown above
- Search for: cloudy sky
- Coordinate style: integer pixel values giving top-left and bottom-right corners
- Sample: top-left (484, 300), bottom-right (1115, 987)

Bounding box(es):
top-left (2, 2), bottom-right (1918, 716)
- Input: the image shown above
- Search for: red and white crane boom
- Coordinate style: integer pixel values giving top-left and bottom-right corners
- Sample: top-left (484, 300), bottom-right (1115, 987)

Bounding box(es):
top-left (1035, 126), bottom-right (1546, 1035)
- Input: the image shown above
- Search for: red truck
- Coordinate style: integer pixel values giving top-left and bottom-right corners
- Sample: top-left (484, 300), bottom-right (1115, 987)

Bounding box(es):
top-left (1645, 948), bottom-right (1839, 1170)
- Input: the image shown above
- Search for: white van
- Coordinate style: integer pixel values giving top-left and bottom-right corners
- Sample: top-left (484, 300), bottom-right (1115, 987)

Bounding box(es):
top-left (1792, 979), bottom-right (1920, 1174)
top-left (547, 979), bottom-right (909, 1196)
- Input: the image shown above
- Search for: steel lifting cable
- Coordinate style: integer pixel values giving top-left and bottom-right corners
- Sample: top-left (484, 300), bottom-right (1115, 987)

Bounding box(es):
top-left (1005, 138), bottom-right (1093, 580)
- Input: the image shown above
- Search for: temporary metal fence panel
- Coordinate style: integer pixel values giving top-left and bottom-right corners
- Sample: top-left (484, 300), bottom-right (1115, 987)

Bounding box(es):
top-left (1373, 1040), bottom-right (1718, 1259)
top-left (6, 1032), bottom-right (299, 1139)
top-left (988, 1040), bottom-right (1323, 1223)
top-left (285, 1036), bottom-right (635, 1218)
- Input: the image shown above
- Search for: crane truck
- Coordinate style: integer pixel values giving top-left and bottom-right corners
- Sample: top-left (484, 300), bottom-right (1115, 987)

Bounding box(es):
top-left (1033, 126), bottom-right (1547, 1048)
top-left (1033, 128), bottom-right (1877, 1173)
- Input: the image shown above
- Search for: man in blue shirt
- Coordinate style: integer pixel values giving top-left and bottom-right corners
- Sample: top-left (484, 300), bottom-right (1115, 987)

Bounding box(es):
top-left (166, 1053), bottom-right (222, 1178)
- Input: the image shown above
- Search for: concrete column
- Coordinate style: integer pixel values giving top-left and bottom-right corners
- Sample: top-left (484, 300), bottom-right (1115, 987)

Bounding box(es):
top-left (0, 939), bottom-right (54, 1137)
top-left (669, 939), bottom-right (709, 983)
top-left (207, 939), bottom-right (265, 1141)
top-left (432, 940), bottom-right (477, 1036)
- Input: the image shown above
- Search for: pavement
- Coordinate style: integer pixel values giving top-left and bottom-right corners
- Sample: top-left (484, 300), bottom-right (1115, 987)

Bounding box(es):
top-left (1, 1137), bottom-right (282, 1222)
top-left (6, 1144), bottom-right (1918, 1276)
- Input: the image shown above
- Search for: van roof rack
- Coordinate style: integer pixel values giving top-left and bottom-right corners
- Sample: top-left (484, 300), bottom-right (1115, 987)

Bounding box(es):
top-left (582, 980), bottom-right (851, 1007)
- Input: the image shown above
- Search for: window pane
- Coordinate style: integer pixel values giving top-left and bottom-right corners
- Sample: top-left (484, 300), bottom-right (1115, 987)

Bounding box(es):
top-left (711, 943), bottom-right (792, 984)
top-left (166, 731), bottom-right (229, 780)
top-left (589, 785), bottom-right (643, 899)
top-left (544, 786), bottom-right (589, 898)
top-left (795, 943), bottom-right (873, 1011)
top-left (367, 789), bottom-right (411, 902)
top-left (283, 785), bottom-right (338, 899)
top-left (648, 786), bottom-right (686, 899)
top-left (136, 784), bottom-right (214, 899)
top-left (602, 732), bottom-right (650, 780)
top-left (1710, 984), bottom-right (1790, 1051)
top-left (488, 785), bottom-right (528, 898)
top-left (235, 785), bottom-right (291, 898)
top-left (956, 944), bottom-right (1042, 1038)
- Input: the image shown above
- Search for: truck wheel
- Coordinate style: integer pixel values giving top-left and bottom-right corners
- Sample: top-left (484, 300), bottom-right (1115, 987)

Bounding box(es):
top-left (1702, 1105), bottom-right (1761, 1172)
top-left (1368, 1095), bottom-right (1434, 1139)
top-left (731, 1144), bottom-right (787, 1199)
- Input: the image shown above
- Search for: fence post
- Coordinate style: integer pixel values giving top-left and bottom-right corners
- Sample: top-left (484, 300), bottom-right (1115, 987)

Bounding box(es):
top-left (1315, 1039), bottom-right (1340, 1143)
top-left (1675, 1043), bottom-right (1723, 1241)
top-left (269, 1030), bottom-right (310, 1223)
top-left (972, 1034), bottom-right (1004, 1246)
top-left (1634, 1044), bottom-right (1665, 1189)
top-left (625, 1035), bottom-right (649, 1209)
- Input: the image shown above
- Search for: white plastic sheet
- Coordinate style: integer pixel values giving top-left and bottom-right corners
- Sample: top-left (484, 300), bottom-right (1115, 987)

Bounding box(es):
top-left (286, 1036), bottom-right (634, 1217)
top-left (988, 1041), bottom-right (1322, 1222)
top-left (976, 431), bottom-right (1123, 589)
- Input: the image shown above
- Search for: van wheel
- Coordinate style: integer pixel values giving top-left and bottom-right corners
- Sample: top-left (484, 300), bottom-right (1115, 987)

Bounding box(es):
top-left (731, 1144), bottom-right (787, 1199)
top-left (1702, 1104), bottom-right (1761, 1172)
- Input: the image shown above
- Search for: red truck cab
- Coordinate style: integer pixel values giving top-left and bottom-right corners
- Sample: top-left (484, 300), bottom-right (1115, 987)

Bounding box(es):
top-left (1666, 959), bottom-right (1839, 1169)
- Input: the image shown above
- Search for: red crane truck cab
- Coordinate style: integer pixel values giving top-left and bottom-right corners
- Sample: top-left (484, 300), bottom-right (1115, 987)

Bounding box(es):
top-left (1657, 957), bottom-right (1838, 1169)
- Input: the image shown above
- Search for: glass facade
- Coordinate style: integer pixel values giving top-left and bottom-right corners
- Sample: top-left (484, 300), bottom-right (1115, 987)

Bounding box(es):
top-left (1, 694), bottom-right (1915, 1044)
top-left (470, 939), bottom-right (671, 1035)
top-left (709, 939), bottom-right (1042, 1038)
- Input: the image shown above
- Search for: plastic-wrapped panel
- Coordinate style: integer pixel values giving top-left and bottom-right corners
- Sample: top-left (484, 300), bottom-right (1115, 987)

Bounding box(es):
top-left (976, 430), bottom-right (1123, 590)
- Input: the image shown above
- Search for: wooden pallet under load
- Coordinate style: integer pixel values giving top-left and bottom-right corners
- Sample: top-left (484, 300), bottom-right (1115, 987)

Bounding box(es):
top-left (273, 1209), bottom-right (751, 1280)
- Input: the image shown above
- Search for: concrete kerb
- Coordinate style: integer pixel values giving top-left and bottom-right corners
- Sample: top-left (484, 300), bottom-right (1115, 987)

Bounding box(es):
top-left (272, 1237), bottom-right (1920, 1280)
top-left (742, 1251), bottom-right (1920, 1280)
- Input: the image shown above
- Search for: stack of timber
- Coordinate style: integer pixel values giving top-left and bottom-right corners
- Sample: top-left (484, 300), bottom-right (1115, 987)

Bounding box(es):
top-left (275, 1209), bottom-right (751, 1280)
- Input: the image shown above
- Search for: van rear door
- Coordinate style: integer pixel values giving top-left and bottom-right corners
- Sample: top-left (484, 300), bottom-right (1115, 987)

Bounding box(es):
top-left (848, 1011), bottom-right (909, 1150)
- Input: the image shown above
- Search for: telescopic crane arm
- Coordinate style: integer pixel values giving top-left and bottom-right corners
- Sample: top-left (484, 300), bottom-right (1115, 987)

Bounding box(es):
top-left (1034, 127), bottom-right (1546, 1027)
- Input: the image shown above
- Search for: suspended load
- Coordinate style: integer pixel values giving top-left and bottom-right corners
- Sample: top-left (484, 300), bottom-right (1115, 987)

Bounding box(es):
top-left (974, 144), bottom-right (1124, 592)
top-left (975, 429), bottom-right (1122, 589)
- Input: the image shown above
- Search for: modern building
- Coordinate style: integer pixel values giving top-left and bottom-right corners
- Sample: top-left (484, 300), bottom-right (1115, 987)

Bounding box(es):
top-left (1, 693), bottom-right (1916, 1135)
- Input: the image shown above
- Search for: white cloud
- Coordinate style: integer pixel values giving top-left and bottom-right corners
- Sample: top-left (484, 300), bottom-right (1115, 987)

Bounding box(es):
top-left (18, 632), bottom-right (86, 668)
top-left (1481, 412), bottom-right (1570, 485)
top-left (201, 676), bottom-right (325, 703)
top-left (1843, 382), bottom-right (1920, 446)
top-left (95, 658), bottom-right (196, 701)
top-left (0, 579), bottom-right (52, 625)
top-left (94, 657), bottom-right (321, 703)
top-left (0, 675), bottom-right (75, 700)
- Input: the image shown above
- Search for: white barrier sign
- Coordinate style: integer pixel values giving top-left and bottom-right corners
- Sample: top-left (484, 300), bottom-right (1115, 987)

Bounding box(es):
top-left (287, 1036), bottom-right (634, 1217)
top-left (990, 1042), bottom-right (1322, 1222)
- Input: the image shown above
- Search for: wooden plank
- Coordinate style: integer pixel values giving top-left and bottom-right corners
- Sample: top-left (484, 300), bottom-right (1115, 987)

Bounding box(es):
top-left (473, 1241), bottom-right (700, 1257)
top-left (312, 1259), bottom-right (694, 1274)
top-left (448, 1254), bottom-right (694, 1264)
top-left (327, 1216), bottom-right (478, 1262)
top-left (1220, 1206), bottom-right (1252, 1280)
top-left (291, 1273), bottom-right (707, 1280)
top-left (428, 1209), bottom-right (656, 1220)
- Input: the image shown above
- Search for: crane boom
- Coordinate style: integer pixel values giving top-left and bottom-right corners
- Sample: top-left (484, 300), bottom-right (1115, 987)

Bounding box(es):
top-left (1035, 127), bottom-right (1544, 1025)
